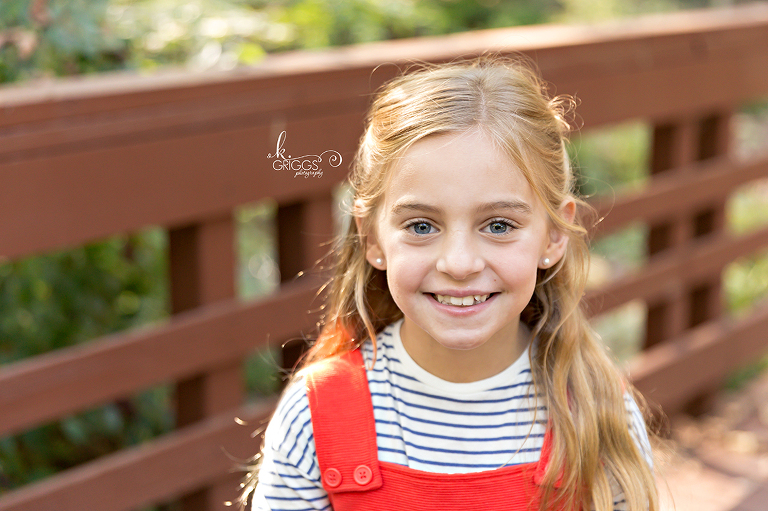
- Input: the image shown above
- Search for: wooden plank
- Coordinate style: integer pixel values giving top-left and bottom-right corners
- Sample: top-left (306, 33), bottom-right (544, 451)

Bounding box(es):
top-left (0, 71), bottom-right (374, 162)
top-left (277, 195), bottom-right (336, 284)
top-left (166, 211), bottom-right (238, 511)
top-left (0, 279), bottom-right (320, 437)
top-left (630, 305), bottom-right (768, 415)
top-left (0, 400), bottom-right (275, 511)
top-left (168, 215), bottom-right (242, 423)
top-left (3, 77), bottom-right (766, 264)
top-left (0, 110), bottom-right (361, 260)
top-left (1, 13), bottom-right (767, 261)
top-left (591, 156), bottom-right (768, 238)
top-left (0, 7), bottom-right (767, 158)
top-left (643, 117), bottom-right (700, 347)
top-left (546, 39), bottom-right (768, 128)
top-left (277, 194), bottom-right (336, 376)
top-left (1, 3), bottom-right (766, 126)
top-left (169, 215), bottom-right (237, 311)
top-left (585, 225), bottom-right (768, 316)
top-left (686, 111), bottom-right (730, 331)
top-left (3, 19), bottom-right (768, 160)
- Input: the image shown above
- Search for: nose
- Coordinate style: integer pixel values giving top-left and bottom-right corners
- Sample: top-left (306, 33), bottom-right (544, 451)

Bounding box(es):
top-left (435, 229), bottom-right (485, 280)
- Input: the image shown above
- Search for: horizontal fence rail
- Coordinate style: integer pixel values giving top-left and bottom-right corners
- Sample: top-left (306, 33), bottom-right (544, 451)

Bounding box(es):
top-left (0, 279), bottom-right (320, 439)
top-left (0, 400), bottom-right (276, 511)
top-left (2, 3), bottom-right (768, 510)
top-left (2, 5), bottom-right (768, 259)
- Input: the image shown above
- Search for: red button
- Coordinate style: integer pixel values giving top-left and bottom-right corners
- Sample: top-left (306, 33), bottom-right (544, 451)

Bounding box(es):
top-left (353, 465), bottom-right (373, 485)
top-left (324, 468), bottom-right (342, 488)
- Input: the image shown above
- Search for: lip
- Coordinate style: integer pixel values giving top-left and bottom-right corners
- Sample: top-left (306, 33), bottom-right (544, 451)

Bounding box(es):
top-left (425, 292), bottom-right (498, 316)
top-left (430, 290), bottom-right (495, 297)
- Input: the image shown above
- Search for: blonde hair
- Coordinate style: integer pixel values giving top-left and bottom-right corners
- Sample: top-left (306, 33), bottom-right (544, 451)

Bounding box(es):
top-left (243, 55), bottom-right (658, 511)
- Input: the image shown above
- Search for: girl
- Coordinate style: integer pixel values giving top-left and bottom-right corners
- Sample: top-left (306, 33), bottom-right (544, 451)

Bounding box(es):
top-left (242, 56), bottom-right (658, 511)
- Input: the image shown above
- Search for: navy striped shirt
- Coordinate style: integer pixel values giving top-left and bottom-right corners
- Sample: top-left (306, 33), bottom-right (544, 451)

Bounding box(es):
top-left (251, 319), bottom-right (652, 511)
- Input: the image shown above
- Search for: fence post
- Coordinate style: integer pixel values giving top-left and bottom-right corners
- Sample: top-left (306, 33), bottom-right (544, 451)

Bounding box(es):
top-left (169, 214), bottom-right (243, 511)
top-left (645, 111), bottom-right (731, 412)
top-left (685, 111), bottom-right (731, 413)
top-left (646, 119), bottom-right (699, 347)
top-left (688, 112), bottom-right (730, 326)
top-left (277, 194), bottom-right (336, 372)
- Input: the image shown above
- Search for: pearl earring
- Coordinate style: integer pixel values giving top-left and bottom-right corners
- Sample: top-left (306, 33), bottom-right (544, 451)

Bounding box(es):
top-left (542, 257), bottom-right (551, 267)
top-left (375, 258), bottom-right (383, 266)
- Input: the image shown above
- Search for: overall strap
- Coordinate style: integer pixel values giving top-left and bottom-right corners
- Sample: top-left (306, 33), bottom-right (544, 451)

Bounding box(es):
top-left (305, 349), bottom-right (383, 494)
top-left (532, 427), bottom-right (563, 487)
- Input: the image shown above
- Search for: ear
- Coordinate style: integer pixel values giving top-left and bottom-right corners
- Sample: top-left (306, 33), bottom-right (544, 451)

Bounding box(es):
top-left (539, 198), bottom-right (576, 269)
top-left (354, 199), bottom-right (387, 271)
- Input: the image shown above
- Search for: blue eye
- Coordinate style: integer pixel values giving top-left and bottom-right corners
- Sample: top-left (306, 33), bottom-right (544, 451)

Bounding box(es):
top-left (407, 221), bottom-right (434, 235)
top-left (489, 222), bottom-right (508, 233)
top-left (485, 219), bottom-right (515, 234)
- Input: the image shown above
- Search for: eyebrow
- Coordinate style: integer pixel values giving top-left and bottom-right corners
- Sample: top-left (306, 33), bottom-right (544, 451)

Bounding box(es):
top-left (391, 200), bottom-right (532, 216)
top-left (478, 200), bottom-right (533, 215)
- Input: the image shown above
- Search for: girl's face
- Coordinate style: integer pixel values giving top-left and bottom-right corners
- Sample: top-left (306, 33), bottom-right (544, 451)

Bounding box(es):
top-left (358, 128), bottom-right (572, 380)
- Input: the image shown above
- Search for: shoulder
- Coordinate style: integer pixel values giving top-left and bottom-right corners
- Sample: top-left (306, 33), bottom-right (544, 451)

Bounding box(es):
top-left (270, 376), bottom-right (311, 432)
top-left (254, 377), bottom-right (330, 510)
top-left (263, 376), bottom-right (315, 467)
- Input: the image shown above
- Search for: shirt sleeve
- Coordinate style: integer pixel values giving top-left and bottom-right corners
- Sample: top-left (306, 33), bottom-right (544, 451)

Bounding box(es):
top-left (625, 393), bottom-right (654, 470)
top-left (604, 393), bottom-right (654, 511)
top-left (250, 378), bottom-right (331, 511)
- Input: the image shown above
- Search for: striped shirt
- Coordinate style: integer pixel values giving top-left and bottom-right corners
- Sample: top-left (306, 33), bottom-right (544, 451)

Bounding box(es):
top-left (251, 319), bottom-right (652, 511)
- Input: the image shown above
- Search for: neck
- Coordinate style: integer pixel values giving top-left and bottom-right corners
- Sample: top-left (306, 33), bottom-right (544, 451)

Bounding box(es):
top-left (399, 321), bottom-right (531, 383)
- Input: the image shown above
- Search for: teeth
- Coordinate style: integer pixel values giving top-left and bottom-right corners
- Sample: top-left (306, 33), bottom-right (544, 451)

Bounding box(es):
top-left (435, 294), bottom-right (490, 306)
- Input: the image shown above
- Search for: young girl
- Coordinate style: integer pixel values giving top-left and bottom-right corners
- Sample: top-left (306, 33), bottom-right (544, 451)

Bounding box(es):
top-left (242, 56), bottom-right (658, 511)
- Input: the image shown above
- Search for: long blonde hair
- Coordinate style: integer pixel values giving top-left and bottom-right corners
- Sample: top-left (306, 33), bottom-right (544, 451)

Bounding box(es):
top-left (244, 55), bottom-right (658, 511)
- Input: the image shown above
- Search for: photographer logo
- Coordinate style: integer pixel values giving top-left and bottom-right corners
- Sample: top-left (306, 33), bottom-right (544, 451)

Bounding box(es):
top-left (268, 131), bottom-right (342, 179)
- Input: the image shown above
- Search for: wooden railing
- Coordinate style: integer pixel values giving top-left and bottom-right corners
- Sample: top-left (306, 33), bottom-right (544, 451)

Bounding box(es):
top-left (1, 3), bottom-right (768, 510)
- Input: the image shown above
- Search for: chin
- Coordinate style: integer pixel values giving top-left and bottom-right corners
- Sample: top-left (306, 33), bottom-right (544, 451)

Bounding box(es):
top-left (433, 335), bottom-right (489, 352)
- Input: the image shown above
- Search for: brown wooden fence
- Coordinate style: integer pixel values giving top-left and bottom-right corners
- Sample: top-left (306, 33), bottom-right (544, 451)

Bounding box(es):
top-left (2, 3), bottom-right (768, 510)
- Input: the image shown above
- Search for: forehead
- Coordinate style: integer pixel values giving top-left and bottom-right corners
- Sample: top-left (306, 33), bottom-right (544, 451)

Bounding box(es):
top-left (382, 129), bottom-right (540, 215)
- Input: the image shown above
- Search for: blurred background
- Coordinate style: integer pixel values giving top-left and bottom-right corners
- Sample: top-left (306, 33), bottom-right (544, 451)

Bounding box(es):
top-left (1, 1), bottom-right (768, 510)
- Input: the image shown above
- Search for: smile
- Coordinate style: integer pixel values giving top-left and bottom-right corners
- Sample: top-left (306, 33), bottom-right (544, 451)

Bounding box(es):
top-left (432, 293), bottom-right (493, 307)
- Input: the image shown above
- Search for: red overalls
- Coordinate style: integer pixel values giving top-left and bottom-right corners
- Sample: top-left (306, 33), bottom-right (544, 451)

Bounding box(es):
top-left (306, 348), bottom-right (563, 511)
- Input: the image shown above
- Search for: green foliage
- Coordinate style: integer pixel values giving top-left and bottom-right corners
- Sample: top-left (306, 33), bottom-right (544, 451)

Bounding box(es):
top-left (108, 0), bottom-right (274, 71)
top-left (1, 0), bottom-right (746, 80)
top-left (577, 107), bottom-right (768, 363)
top-left (268, 0), bottom-right (559, 50)
top-left (724, 249), bottom-right (768, 317)
top-left (734, 98), bottom-right (768, 160)
top-left (245, 347), bottom-right (282, 397)
top-left (237, 200), bottom-right (279, 300)
top-left (728, 179), bottom-right (768, 237)
top-left (0, 0), bottom-right (126, 83)
top-left (0, 230), bottom-right (169, 491)
top-left (590, 224), bottom-right (648, 275)
top-left (236, 200), bottom-right (283, 399)
top-left (725, 352), bottom-right (768, 391)
top-left (98, 0), bottom-right (562, 73)
top-left (0, 230), bottom-right (168, 363)
top-left (571, 122), bottom-right (650, 199)
top-left (0, 387), bottom-right (173, 492)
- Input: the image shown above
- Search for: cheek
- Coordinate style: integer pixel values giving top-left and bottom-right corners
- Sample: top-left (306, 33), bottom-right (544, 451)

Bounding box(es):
top-left (499, 264), bottom-right (538, 288)
top-left (493, 247), bottom-right (541, 284)
top-left (387, 253), bottom-right (428, 286)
